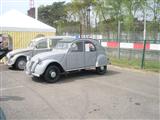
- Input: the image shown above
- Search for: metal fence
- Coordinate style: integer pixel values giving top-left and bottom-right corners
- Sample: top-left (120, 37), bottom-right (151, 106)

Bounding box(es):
top-left (100, 38), bottom-right (160, 69)
top-left (102, 32), bottom-right (160, 43)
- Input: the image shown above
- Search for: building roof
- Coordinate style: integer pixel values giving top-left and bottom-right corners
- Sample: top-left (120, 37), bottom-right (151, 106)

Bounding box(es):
top-left (0, 10), bottom-right (56, 32)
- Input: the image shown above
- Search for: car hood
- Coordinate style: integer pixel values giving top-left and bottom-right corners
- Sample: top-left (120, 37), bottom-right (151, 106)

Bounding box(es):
top-left (8, 48), bottom-right (33, 56)
top-left (31, 49), bottom-right (68, 62)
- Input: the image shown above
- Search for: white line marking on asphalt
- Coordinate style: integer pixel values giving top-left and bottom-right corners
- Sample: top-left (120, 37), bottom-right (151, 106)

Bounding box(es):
top-left (0, 85), bottom-right (24, 91)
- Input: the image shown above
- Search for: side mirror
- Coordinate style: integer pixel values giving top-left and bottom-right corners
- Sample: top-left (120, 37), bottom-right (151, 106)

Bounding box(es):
top-left (34, 45), bottom-right (38, 49)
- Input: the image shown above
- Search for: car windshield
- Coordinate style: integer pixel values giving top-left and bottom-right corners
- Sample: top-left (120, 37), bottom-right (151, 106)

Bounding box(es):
top-left (28, 41), bottom-right (36, 48)
top-left (54, 41), bottom-right (71, 49)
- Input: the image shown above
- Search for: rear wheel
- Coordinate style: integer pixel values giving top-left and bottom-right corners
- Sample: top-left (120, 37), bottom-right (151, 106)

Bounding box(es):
top-left (15, 57), bottom-right (27, 70)
top-left (44, 65), bottom-right (60, 83)
top-left (96, 66), bottom-right (106, 75)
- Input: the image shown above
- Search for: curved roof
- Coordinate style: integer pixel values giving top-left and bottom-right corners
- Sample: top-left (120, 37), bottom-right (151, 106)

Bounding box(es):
top-left (0, 10), bottom-right (56, 32)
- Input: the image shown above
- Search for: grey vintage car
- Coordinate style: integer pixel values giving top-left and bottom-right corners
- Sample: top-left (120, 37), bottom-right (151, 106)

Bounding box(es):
top-left (26, 38), bottom-right (107, 83)
top-left (6, 36), bottom-right (72, 70)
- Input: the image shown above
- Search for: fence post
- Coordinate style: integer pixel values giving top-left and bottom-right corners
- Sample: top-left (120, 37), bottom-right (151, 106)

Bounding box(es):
top-left (141, 39), bottom-right (146, 69)
top-left (117, 21), bottom-right (121, 59)
top-left (141, 0), bottom-right (147, 69)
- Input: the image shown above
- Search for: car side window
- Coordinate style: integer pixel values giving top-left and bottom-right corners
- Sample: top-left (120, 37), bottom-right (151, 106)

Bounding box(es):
top-left (85, 41), bottom-right (96, 52)
top-left (36, 40), bottom-right (47, 49)
top-left (71, 41), bottom-right (83, 52)
top-left (49, 39), bottom-right (61, 48)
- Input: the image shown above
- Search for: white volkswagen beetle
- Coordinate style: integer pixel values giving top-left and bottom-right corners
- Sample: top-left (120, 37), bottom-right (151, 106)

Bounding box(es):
top-left (6, 36), bottom-right (73, 70)
top-left (26, 38), bottom-right (107, 83)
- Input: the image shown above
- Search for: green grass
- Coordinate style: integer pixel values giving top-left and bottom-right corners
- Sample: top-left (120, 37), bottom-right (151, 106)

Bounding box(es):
top-left (110, 57), bottom-right (160, 72)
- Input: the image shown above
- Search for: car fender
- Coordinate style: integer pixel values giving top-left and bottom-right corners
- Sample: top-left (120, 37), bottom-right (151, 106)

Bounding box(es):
top-left (96, 54), bottom-right (107, 67)
top-left (8, 53), bottom-right (27, 65)
top-left (34, 59), bottom-right (63, 76)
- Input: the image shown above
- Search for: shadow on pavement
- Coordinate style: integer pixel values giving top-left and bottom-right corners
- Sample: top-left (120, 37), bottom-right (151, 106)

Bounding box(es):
top-left (58, 69), bottom-right (120, 84)
top-left (0, 96), bottom-right (24, 102)
top-left (0, 107), bottom-right (6, 120)
top-left (8, 67), bottom-right (23, 71)
top-left (32, 76), bottom-right (46, 84)
top-left (0, 64), bottom-right (21, 72)
top-left (32, 69), bottom-right (120, 84)
top-left (107, 70), bottom-right (120, 76)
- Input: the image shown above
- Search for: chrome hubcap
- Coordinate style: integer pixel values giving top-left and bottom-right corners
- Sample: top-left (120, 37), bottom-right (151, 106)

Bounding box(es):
top-left (18, 60), bottom-right (26, 69)
top-left (100, 66), bottom-right (104, 70)
top-left (50, 71), bottom-right (56, 78)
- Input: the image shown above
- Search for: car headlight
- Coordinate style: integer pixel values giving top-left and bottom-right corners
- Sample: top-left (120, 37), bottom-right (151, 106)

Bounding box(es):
top-left (6, 53), bottom-right (10, 58)
top-left (7, 53), bottom-right (13, 59)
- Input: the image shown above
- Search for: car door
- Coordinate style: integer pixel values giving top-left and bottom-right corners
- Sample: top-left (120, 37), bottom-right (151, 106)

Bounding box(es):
top-left (32, 39), bottom-right (50, 56)
top-left (66, 41), bottom-right (84, 70)
top-left (84, 41), bottom-right (97, 67)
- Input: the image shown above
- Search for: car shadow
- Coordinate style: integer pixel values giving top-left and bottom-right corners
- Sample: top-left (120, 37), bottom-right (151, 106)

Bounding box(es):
top-left (0, 107), bottom-right (6, 120)
top-left (8, 67), bottom-right (16, 70)
top-left (32, 76), bottom-right (46, 84)
top-left (8, 67), bottom-right (24, 71)
top-left (0, 65), bottom-right (23, 71)
top-left (32, 69), bottom-right (120, 84)
top-left (58, 69), bottom-right (120, 84)
top-left (106, 70), bottom-right (120, 76)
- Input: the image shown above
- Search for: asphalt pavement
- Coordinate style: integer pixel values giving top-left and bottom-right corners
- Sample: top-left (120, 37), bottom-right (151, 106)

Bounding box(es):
top-left (0, 64), bottom-right (159, 120)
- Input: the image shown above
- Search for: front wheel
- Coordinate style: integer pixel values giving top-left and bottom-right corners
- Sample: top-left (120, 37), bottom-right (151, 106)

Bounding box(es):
top-left (15, 57), bottom-right (27, 70)
top-left (44, 65), bottom-right (60, 83)
top-left (96, 66), bottom-right (107, 75)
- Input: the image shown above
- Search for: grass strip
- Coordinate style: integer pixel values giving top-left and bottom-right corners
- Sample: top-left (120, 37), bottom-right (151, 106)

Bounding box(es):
top-left (110, 57), bottom-right (160, 72)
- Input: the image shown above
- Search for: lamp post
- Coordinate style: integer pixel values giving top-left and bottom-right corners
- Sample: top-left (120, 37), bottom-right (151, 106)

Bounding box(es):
top-left (35, 0), bottom-right (38, 20)
top-left (87, 5), bottom-right (91, 36)
top-left (35, 7), bottom-right (38, 20)
top-left (141, 0), bottom-right (147, 69)
top-left (117, 21), bottom-right (122, 59)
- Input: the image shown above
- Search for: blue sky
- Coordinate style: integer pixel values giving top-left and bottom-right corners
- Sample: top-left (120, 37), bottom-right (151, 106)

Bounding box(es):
top-left (0, 0), bottom-right (71, 15)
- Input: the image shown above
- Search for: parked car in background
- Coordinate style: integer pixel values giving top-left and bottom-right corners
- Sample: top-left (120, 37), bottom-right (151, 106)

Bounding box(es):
top-left (26, 38), bottom-right (107, 83)
top-left (0, 34), bottom-right (13, 60)
top-left (6, 36), bottom-right (74, 70)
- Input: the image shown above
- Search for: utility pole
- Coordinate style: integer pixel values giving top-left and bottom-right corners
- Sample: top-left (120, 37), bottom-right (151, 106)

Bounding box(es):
top-left (35, 1), bottom-right (38, 20)
top-left (95, 16), bottom-right (98, 39)
top-left (141, 0), bottom-right (147, 69)
top-left (29, 0), bottom-right (34, 8)
top-left (87, 4), bottom-right (91, 37)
